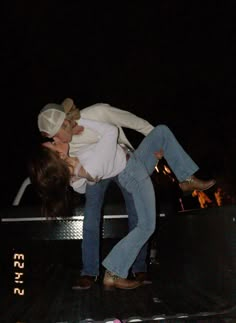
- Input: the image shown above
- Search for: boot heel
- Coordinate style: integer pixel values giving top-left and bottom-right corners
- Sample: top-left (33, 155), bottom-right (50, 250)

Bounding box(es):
top-left (104, 284), bottom-right (115, 291)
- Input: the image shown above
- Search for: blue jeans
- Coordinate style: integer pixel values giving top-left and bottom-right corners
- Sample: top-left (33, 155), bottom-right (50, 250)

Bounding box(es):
top-left (102, 124), bottom-right (199, 278)
top-left (81, 176), bottom-right (148, 276)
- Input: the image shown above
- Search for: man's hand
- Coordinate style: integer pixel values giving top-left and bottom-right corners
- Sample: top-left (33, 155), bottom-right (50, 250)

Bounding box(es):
top-left (154, 149), bottom-right (164, 160)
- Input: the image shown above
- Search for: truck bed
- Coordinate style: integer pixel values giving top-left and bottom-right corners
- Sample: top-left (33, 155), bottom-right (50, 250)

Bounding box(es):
top-left (1, 202), bottom-right (236, 322)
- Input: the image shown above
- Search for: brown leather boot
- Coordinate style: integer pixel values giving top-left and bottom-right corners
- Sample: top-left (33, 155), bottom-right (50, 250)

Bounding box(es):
top-left (103, 270), bottom-right (142, 290)
top-left (72, 275), bottom-right (97, 290)
top-left (179, 175), bottom-right (216, 192)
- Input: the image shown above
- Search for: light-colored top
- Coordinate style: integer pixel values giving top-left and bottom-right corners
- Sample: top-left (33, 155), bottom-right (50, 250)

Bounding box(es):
top-left (69, 103), bottom-right (154, 157)
top-left (71, 118), bottom-right (127, 194)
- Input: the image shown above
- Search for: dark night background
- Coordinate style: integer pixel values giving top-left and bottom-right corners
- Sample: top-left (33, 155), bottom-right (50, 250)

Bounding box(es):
top-left (1, 1), bottom-right (236, 206)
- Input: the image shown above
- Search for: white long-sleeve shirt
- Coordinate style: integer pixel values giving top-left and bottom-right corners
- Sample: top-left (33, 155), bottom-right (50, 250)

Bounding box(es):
top-left (71, 118), bottom-right (127, 194)
top-left (69, 103), bottom-right (154, 157)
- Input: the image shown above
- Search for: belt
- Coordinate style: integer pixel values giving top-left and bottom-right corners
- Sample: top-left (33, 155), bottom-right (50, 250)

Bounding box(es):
top-left (121, 145), bottom-right (131, 162)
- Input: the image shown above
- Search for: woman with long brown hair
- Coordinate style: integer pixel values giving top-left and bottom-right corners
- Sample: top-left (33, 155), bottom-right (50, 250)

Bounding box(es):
top-left (29, 118), bottom-right (215, 290)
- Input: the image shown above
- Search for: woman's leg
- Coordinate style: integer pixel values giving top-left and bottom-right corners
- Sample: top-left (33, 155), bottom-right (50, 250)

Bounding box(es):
top-left (102, 174), bottom-right (156, 278)
top-left (134, 124), bottom-right (199, 182)
top-left (114, 176), bottom-right (148, 273)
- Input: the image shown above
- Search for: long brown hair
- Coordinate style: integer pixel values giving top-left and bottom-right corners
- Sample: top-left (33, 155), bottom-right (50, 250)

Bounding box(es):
top-left (28, 145), bottom-right (73, 218)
